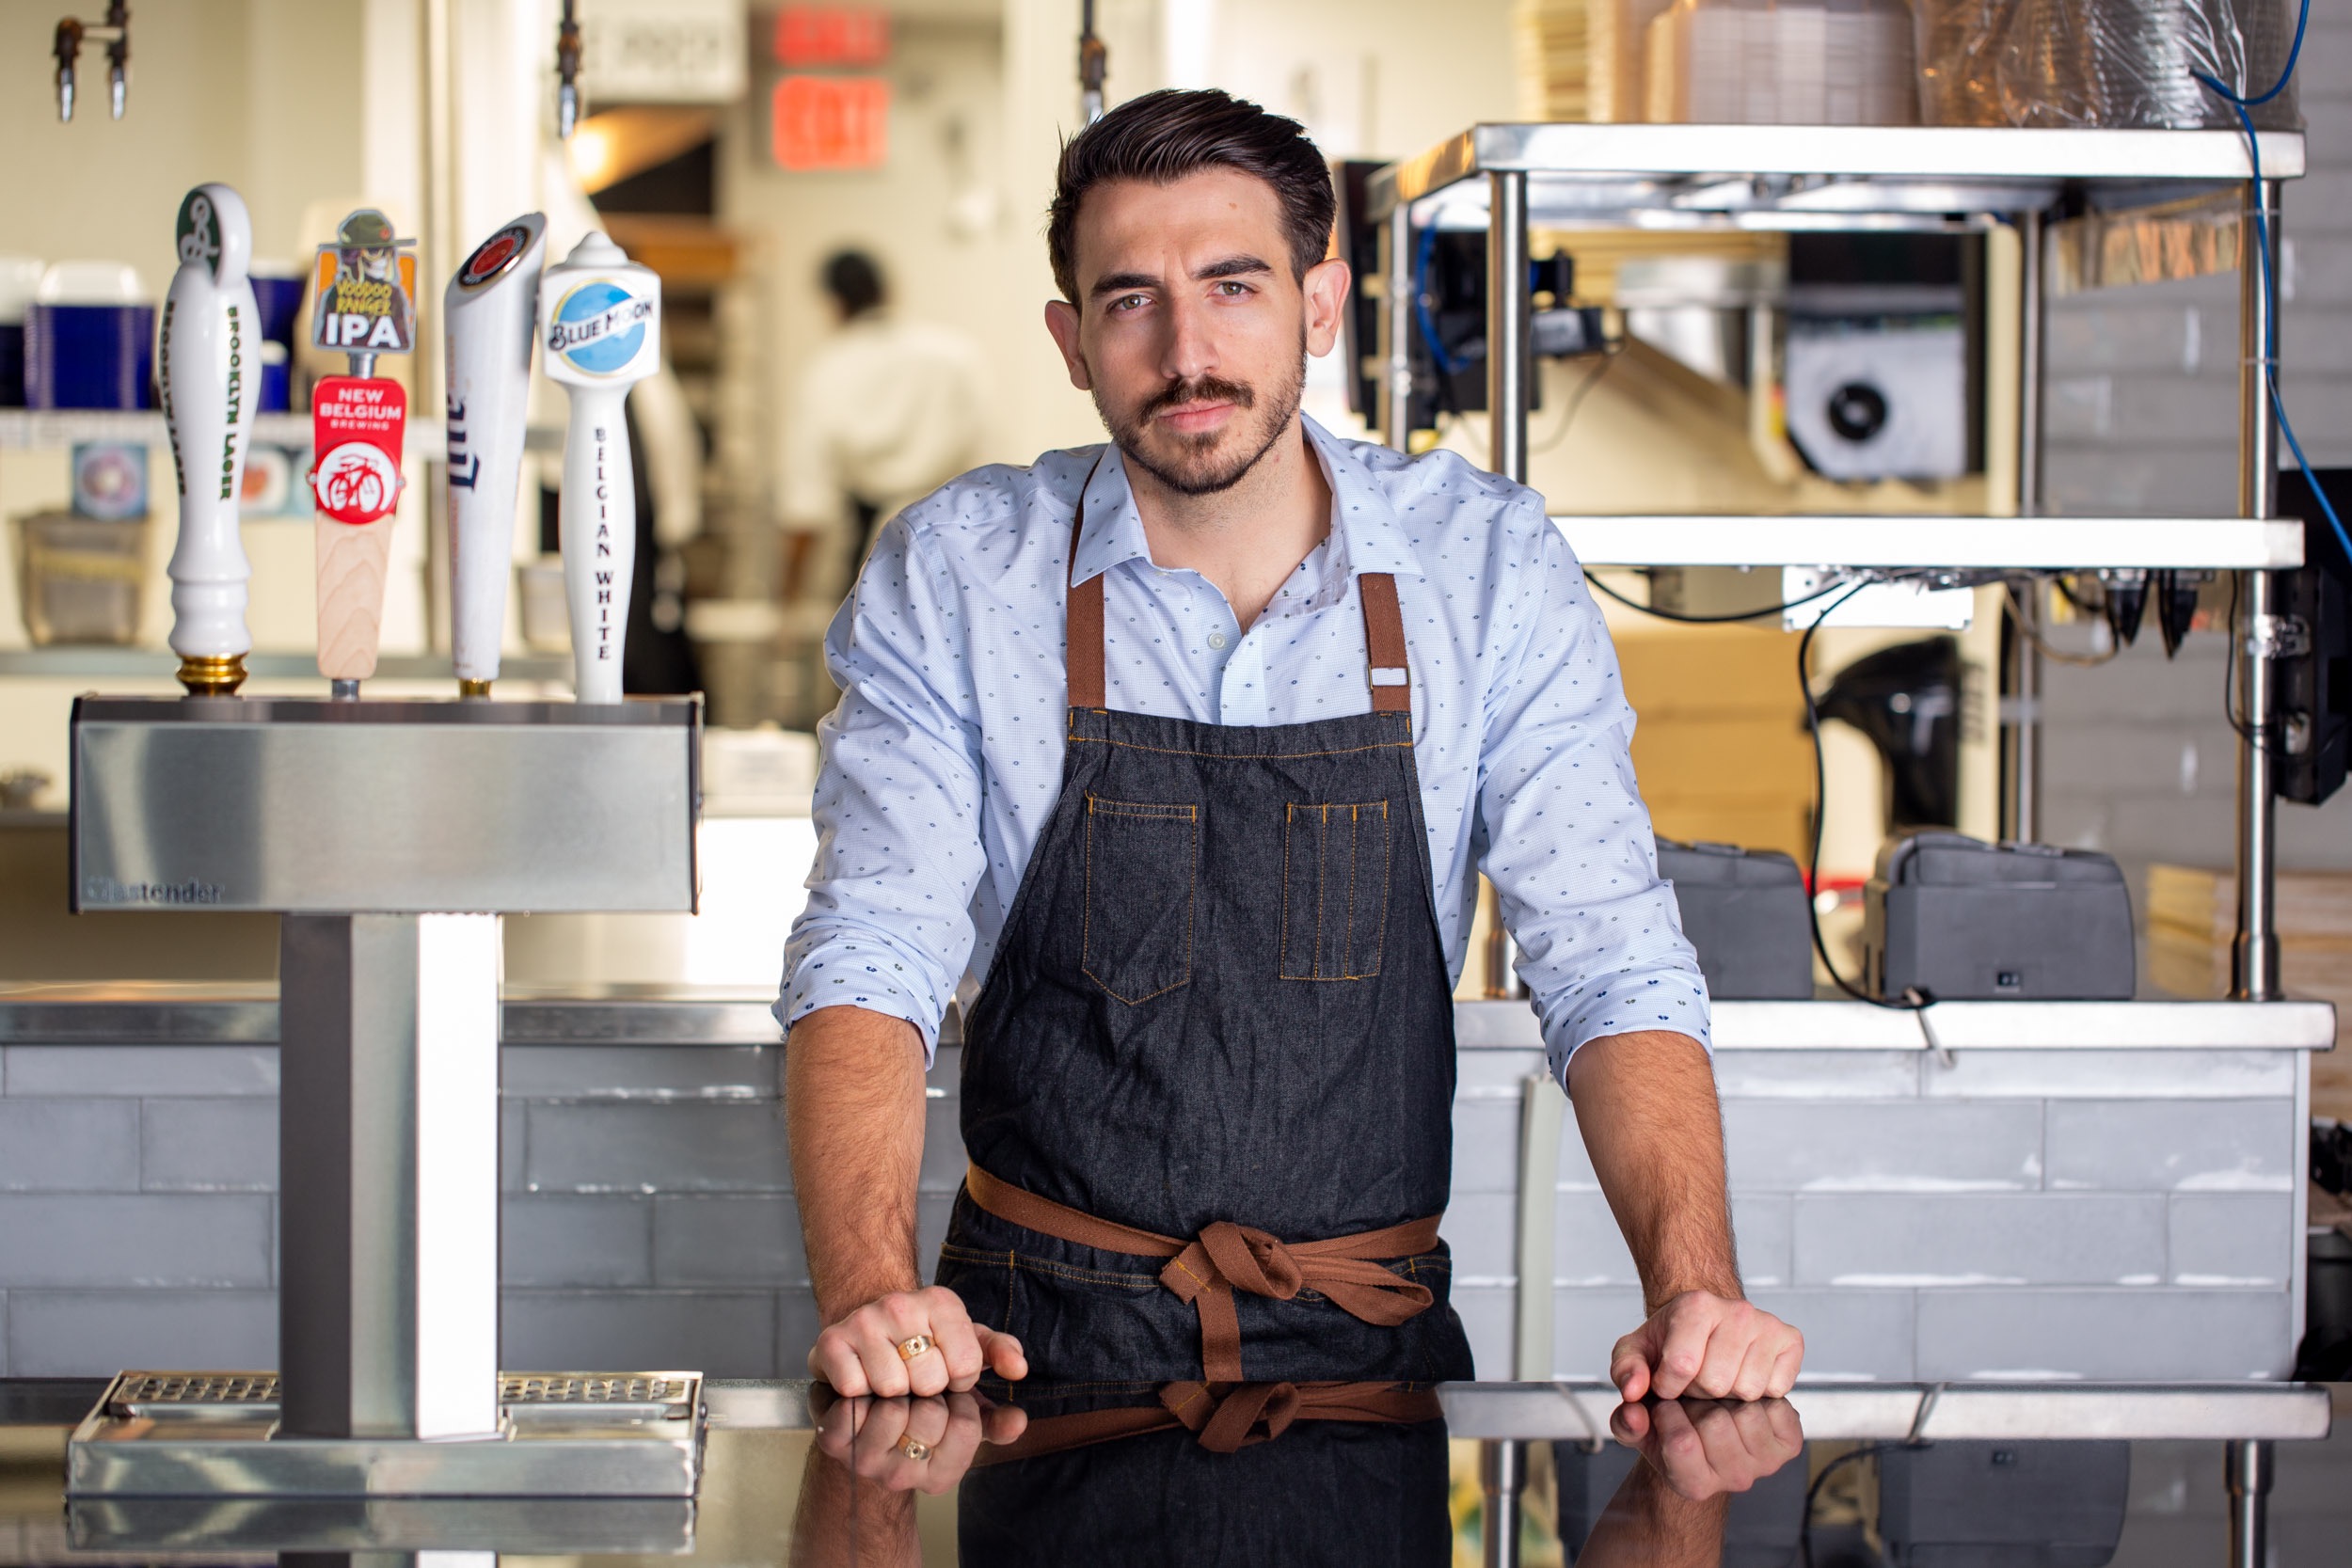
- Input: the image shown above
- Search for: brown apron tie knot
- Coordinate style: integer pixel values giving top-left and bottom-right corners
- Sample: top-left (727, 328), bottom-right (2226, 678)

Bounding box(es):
top-left (965, 1164), bottom-right (1442, 1383)
top-left (1164, 1222), bottom-right (1306, 1306)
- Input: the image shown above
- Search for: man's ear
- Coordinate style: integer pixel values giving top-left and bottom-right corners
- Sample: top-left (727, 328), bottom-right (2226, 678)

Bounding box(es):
top-left (1302, 257), bottom-right (1353, 358)
top-left (1043, 298), bottom-right (1092, 391)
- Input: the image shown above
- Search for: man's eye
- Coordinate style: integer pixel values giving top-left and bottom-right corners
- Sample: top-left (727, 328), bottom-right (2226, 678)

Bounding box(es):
top-left (1109, 293), bottom-right (1149, 313)
top-left (1216, 280), bottom-right (1253, 296)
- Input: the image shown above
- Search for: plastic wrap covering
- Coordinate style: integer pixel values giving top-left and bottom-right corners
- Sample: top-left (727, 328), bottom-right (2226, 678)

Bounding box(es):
top-left (1915, 0), bottom-right (2302, 129)
top-left (1647, 0), bottom-right (1919, 125)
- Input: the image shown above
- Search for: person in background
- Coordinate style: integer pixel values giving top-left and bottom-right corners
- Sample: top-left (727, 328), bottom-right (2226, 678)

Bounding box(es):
top-left (782, 248), bottom-right (989, 591)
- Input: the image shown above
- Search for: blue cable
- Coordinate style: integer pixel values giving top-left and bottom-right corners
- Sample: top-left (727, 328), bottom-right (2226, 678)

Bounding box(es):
top-left (2192, 0), bottom-right (2352, 569)
top-left (1412, 222), bottom-right (1457, 379)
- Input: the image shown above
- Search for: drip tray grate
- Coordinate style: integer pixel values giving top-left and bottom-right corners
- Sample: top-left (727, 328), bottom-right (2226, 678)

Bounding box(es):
top-left (502, 1374), bottom-right (690, 1406)
top-left (108, 1373), bottom-right (279, 1417)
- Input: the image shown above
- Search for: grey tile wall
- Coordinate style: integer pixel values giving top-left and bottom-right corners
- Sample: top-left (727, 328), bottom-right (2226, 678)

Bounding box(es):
top-left (2168, 1193), bottom-right (2298, 1289)
top-left (1915, 1291), bottom-right (2293, 1382)
top-left (2037, 6), bottom-right (2352, 879)
top-left (0, 1032), bottom-right (2307, 1383)
top-left (1722, 1101), bottom-right (2045, 1191)
top-left (1790, 1194), bottom-right (2168, 1288)
top-left (2044, 1100), bottom-right (2297, 1191)
top-left (8, 1291), bottom-right (275, 1379)
top-left (0, 1101), bottom-right (139, 1191)
top-left (141, 1099), bottom-right (277, 1191)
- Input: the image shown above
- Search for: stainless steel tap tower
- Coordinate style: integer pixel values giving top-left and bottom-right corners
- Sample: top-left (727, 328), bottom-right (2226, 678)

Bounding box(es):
top-left (62, 190), bottom-right (707, 1505)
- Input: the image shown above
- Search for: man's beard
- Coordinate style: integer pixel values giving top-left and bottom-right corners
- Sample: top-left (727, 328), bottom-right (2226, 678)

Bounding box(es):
top-left (1094, 346), bottom-right (1306, 498)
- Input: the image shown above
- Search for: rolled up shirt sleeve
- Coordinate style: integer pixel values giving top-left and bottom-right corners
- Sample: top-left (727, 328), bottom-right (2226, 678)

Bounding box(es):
top-left (778, 514), bottom-right (987, 1059)
top-left (1473, 501), bottom-right (1712, 1086)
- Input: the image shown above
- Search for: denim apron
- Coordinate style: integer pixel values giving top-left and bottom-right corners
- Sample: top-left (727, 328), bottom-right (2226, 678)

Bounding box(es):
top-left (935, 470), bottom-right (1475, 1386)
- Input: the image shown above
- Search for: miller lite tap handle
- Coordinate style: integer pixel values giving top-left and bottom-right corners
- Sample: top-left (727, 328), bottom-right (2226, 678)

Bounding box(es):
top-left (308, 209), bottom-right (417, 695)
top-left (161, 182), bottom-right (261, 696)
top-left (444, 214), bottom-right (548, 697)
top-left (538, 231), bottom-right (660, 705)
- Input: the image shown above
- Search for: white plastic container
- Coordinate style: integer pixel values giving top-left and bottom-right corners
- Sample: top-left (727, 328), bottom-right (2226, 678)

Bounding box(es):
top-left (1646, 0), bottom-right (1918, 125)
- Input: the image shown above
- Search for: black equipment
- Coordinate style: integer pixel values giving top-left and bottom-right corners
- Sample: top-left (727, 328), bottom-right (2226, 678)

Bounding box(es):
top-left (1813, 636), bottom-right (1963, 832)
top-left (2274, 466), bottom-right (2352, 805)
top-left (1658, 839), bottom-right (1814, 999)
top-left (1865, 832), bottom-right (2136, 1002)
top-left (1335, 160), bottom-right (1604, 434)
top-left (1878, 1441), bottom-right (2130, 1568)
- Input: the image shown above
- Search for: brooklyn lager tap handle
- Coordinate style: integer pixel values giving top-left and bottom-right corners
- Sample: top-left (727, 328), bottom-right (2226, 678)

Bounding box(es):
top-left (160, 182), bottom-right (261, 696)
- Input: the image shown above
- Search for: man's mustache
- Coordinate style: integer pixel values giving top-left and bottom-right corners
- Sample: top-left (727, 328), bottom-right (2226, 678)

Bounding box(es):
top-left (1139, 375), bottom-right (1255, 421)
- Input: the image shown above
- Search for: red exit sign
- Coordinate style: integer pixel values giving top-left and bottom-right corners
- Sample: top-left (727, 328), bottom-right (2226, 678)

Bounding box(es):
top-left (771, 75), bottom-right (890, 169)
top-left (774, 8), bottom-right (889, 66)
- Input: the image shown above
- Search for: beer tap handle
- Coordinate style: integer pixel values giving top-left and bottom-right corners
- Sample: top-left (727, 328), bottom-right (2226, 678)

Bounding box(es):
top-left (444, 214), bottom-right (548, 697)
top-left (308, 210), bottom-right (418, 698)
top-left (53, 19), bottom-right (80, 121)
top-left (538, 231), bottom-right (660, 705)
top-left (161, 183), bottom-right (261, 696)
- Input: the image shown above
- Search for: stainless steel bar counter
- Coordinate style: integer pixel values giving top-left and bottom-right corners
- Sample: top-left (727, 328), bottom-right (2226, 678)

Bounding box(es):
top-left (0, 985), bottom-right (2332, 1386)
top-left (0, 1375), bottom-right (2341, 1566)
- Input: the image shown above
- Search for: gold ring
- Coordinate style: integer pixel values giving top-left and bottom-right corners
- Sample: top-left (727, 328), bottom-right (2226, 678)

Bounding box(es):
top-left (895, 1333), bottom-right (934, 1362)
top-left (895, 1433), bottom-right (932, 1461)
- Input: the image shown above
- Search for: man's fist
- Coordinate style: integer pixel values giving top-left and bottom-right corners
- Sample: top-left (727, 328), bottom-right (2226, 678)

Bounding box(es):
top-left (1611, 1291), bottom-right (1802, 1402)
top-left (808, 1285), bottom-right (1028, 1397)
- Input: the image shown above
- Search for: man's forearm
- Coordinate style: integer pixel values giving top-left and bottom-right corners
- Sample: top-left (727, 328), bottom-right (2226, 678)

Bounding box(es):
top-left (785, 1005), bottom-right (930, 1320)
top-left (1565, 1029), bottom-right (1740, 1308)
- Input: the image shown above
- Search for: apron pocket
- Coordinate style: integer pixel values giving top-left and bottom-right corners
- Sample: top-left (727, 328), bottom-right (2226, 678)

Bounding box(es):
top-left (1080, 797), bottom-right (1198, 1004)
top-left (1279, 800), bottom-right (1393, 981)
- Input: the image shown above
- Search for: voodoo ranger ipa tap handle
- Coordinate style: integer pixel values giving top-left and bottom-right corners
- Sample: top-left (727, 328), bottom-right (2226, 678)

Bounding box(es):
top-left (538, 231), bottom-right (660, 705)
top-left (444, 214), bottom-right (548, 697)
top-left (161, 182), bottom-right (262, 696)
top-left (308, 209), bottom-right (418, 694)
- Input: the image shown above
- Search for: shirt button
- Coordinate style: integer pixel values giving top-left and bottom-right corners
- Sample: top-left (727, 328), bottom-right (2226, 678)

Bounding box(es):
top-left (1208, 631), bottom-right (1228, 650)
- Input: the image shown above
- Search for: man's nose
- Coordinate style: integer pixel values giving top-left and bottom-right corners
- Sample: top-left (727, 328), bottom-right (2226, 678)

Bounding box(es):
top-left (1160, 292), bottom-right (1217, 384)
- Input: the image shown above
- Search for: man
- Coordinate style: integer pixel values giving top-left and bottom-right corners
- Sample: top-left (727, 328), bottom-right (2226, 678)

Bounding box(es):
top-left (780, 248), bottom-right (990, 590)
top-left (780, 88), bottom-right (1802, 1402)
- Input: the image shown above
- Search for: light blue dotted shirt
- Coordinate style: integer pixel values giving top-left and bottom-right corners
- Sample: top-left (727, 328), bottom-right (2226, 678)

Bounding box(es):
top-left (778, 416), bottom-right (1710, 1085)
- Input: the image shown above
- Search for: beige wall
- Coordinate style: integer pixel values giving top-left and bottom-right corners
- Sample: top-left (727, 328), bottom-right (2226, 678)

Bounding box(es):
top-left (722, 0), bottom-right (1521, 503)
top-left (0, 0), bottom-right (367, 281)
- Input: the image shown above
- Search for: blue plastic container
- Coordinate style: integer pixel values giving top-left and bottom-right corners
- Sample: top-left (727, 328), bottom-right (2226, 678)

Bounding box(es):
top-left (25, 302), bottom-right (155, 410)
top-left (249, 266), bottom-right (306, 348)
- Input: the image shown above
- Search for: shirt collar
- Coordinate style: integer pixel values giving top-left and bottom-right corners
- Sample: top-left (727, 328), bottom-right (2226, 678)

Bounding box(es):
top-left (1069, 414), bottom-right (1422, 587)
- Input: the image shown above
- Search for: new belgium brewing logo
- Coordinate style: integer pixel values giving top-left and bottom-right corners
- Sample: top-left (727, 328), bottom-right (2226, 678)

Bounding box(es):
top-left (548, 279), bottom-right (653, 375)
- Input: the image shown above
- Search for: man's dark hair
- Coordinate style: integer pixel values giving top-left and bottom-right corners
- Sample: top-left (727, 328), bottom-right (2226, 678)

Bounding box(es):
top-left (1047, 88), bottom-right (1334, 305)
top-left (821, 248), bottom-right (886, 318)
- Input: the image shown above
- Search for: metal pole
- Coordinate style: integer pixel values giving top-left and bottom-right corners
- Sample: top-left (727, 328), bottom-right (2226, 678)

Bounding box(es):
top-left (2235, 179), bottom-right (2283, 1001)
top-left (1482, 1437), bottom-right (1527, 1568)
top-left (2005, 209), bottom-right (2046, 843)
top-left (2224, 1437), bottom-right (2271, 1568)
top-left (1384, 201), bottom-right (1414, 451)
top-left (1486, 170), bottom-right (1530, 483)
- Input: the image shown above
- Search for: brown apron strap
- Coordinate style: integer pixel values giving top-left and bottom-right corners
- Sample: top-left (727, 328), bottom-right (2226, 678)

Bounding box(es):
top-left (1359, 572), bottom-right (1410, 714)
top-left (965, 1164), bottom-right (1440, 1384)
top-left (1067, 499), bottom-right (1106, 710)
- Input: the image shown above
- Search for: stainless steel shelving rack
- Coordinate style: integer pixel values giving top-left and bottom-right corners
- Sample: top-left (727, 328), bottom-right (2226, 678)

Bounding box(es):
top-left (1369, 125), bottom-right (2314, 1568)
top-left (1366, 121), bottom-right (2308, 998)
